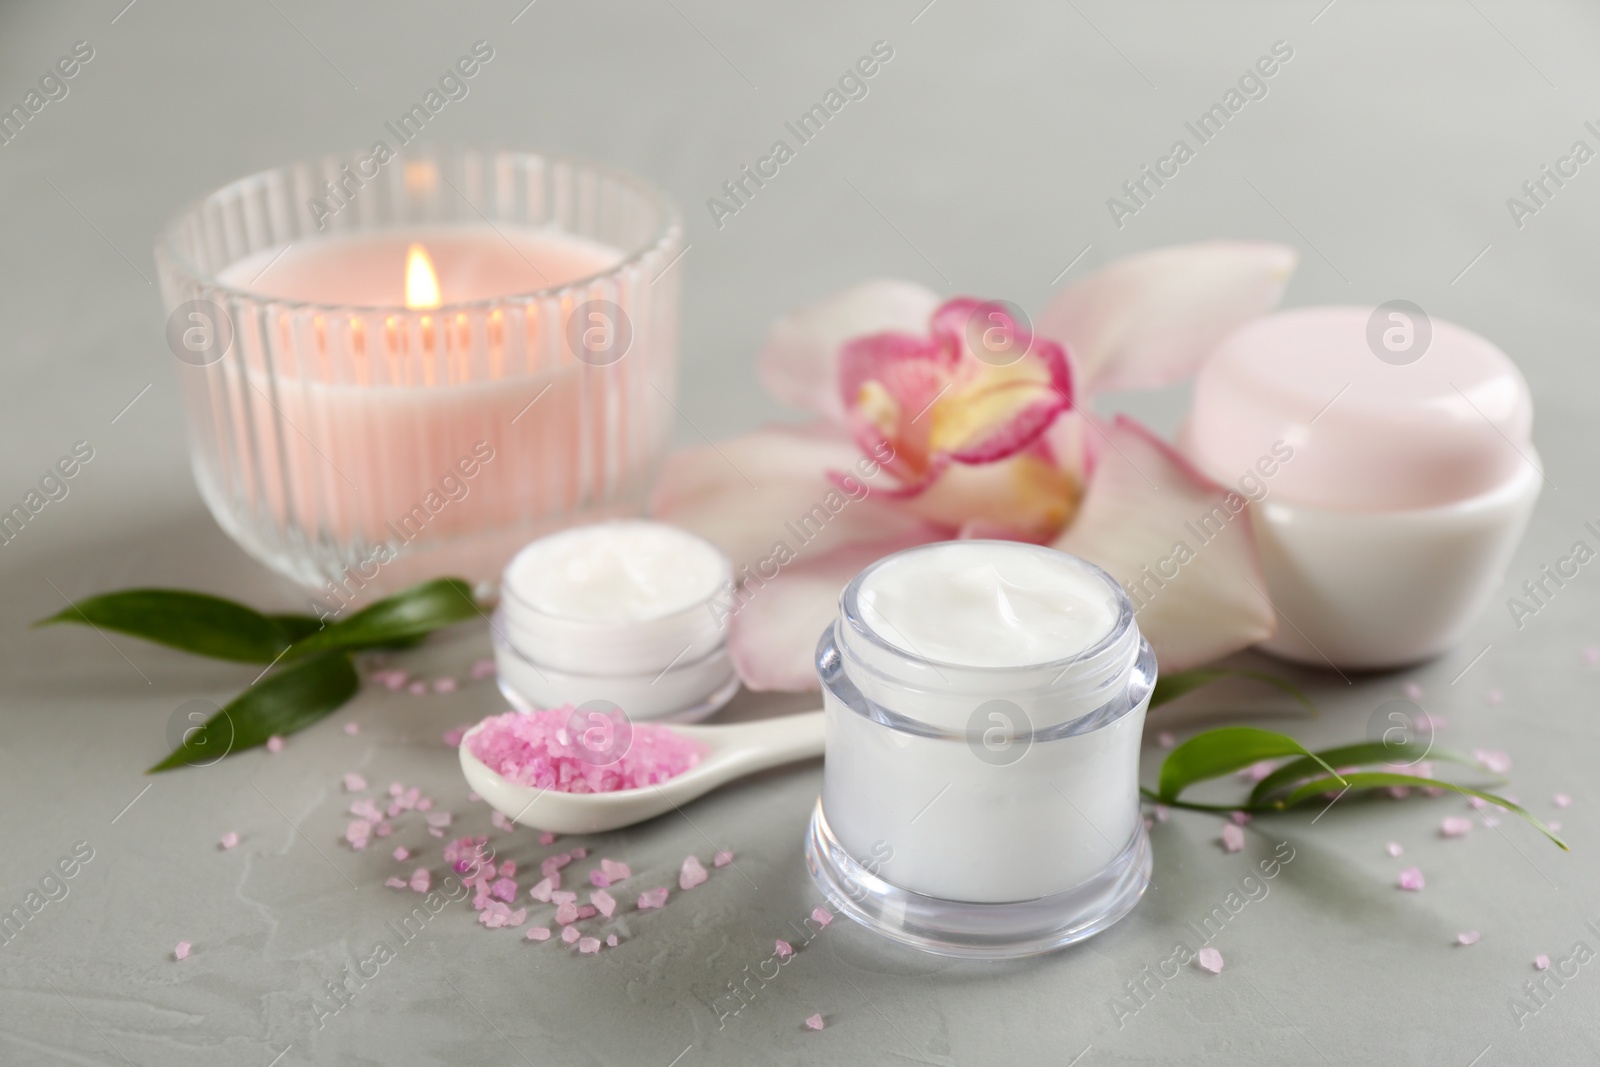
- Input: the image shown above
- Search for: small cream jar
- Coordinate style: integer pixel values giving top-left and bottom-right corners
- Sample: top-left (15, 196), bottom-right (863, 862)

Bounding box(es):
top-left (806, 540), bottom-right (1154, 958)
top-left (492, 521), bottom-right (739, 721)
top-left (1183, 305), bottom-right (1540, 670)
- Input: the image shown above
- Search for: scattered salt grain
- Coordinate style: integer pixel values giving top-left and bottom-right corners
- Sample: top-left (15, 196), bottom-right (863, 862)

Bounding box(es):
top-left (526, 927), bottom-right (551, 941)
top-left (555, 902), bottom-right (580, 925)
top-left (1156, 730), bottom-right (1176, 749)
top-left (1385, 842), bottom-right (1403, 858)
top-left (572, 847), bottom-right (587, 859)
top-left (408, 681), bottom-right (428, 695)
top-left (1231, 811), bottom-right (1252, 826)
top-left (1196, 947), bottom-right (1223, 974)
top-left (775, 940), bottom-right (794, 959)
top-left (592, 889), bottom-right (616, 918)
top-left (385, 877), bottom-right (407, 889)
top-left (804, 1014), bottom-right (825, 1031)
top-left (1535, 954), bottom-right (1550, 970)
top-left (551, 890), bottom-right (577, 905)
top-left (1441, 816), bottom-right (1473, 838)
top-left (680, 855), bottom-right (708, 890)
top-left (1474, 749), bottom-right (1512, 775)
top-left (577, 905), bottom-right (597, 919)
top-left (343, 722), bottom-right (360, 735)
top-left (491, 878), bottom-right (517, 902)
top-left (539, 831), bottom-right (556, 846)
top-left (1457, 931), bottom-right (1480, 946)
top-left (443, 725), bottom-right (470, 747)
top-left (410, 868), bottom-right (431, 893)
top-left (529, 877), bottom-right (555, 902)
top-left (606, 934), bottom-right (619, 948)
top-left (433, 677), bottom-right (458, 694)
top-left (174, 941), bottom-right (191, 961)
top-left (1549, 821), bottom-right (1562, 832)
top-left (1487, 689), bottom-right (1504, 705)
top-left (1398, 867), bottom-right (1425, 891)
top-left (219, 832), bottom-right (238, 850)
top-left (345, 820), bottom-right (372, 849)
top-left (1556, 793), bottom-right (1573, 808)
top-left (1221, 824), bottom-right (1245, 853)
top-left (589, 871), bottom-right (611, 888)
top-left (812, 906), bottom-right (833, 927)
top-left (491, 812), bottom-right (514, 832)
top-left (343, 773), bottom-right (367, 793)
top-left (637, 888), bottom-right (669, 910)
top-left (426, 812), bottom-right (453, 829)
top-left (471, 658), bottom-right (496, 679)
top-left (600, 859), bottom-right (631, 882)
top-left (562, 926), bottom-right (580, 944)
top-left (1402, 682), bottom-right (1423, 700)
top-left (266, 736), bottom-right (285, 754)
top-left (578, 937), bottom-right (602, 954)
top-left (1154, 804), bottom-right (1170, 824)
top-left (392, 846), bottom-right (409, 861)
top-left (713, 850), bottom-right (734, 868)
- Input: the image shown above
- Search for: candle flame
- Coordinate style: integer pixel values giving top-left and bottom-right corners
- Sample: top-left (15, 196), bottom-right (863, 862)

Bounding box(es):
top-left (405, 243), bottom-right (441, 310)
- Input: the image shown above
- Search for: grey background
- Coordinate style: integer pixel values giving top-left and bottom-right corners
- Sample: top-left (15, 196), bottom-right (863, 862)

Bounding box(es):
top-left (2, 0), bottom-right (1598, 1063)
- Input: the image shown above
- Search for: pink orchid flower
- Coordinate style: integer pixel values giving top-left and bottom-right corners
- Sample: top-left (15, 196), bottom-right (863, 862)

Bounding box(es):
top-left (651, 241), bottom-right (1299, 690)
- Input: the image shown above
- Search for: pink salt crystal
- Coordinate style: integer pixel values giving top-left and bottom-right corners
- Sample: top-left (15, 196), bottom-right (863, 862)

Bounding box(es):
top-left (492, 878), bottom-right (518, 902)
top-left (1156, 730), bottom-right (1176, 749)
top-left (1457, 931), bottom-right (1481, 946)
top-left (1556, 793), bottom-right (1573, 808)
top-left (1468, 796), bottom-right (1488, 810)
top-left (343, 772), bottom-right (367, 792)
top-left (1487, 689), bottom-right (1504, 705)
top-left (375, 822), bottom-right (393, 838)
top-left (590, 871), bottom-right (611, 888)
top-left (600, 859), bottom-right (631, 882)
top-left (426, 812), bottom-right (453, 829)
top-left (389, 782), bottom-right (403, 796)
top-left (1398, 867), bottom-right (1425, 891)
top-left (1402, 682), bottom-right (1423, 700)
top-left (266, 736), bottom-right (285, 754)
top-left (539, 832), bottom-right (556, 846)
top-left (416, 797), bottom-right (433, 812)
top-left (1154, 804), bottom-right (1170, 824)
top-left (804, 1014), bottom-right (825, 1031)
top-left (350, 799), bottom-right (382, 821)
top-left (606, 934), bottom-right (619, 947)
top-left (562, 926), bottom-right (580, 944)
top-left (1586, 646), bottom-right (1600, 666)
top-left (219, 832), bottom-right (238, 850)
top-left (529, 877), bottom-right (555, 902)
top-left (466, 707), bottom-right (708, 793)
top-left (508, 907), bottom-right (527, 926)
top-left (343, 722), bottom-right (360, 735)
top-left (1196, 947), bottom-right (1223, 974)
top-left (1474, 749), bottom-right (1512, 775)
top-left (174, 941), bottom-right (191, 961)
top-left (410, 868), bottom-right (431, 893)
top-left (1386, 786), bottom-right (1410, 800)
top-left (592, 889), bottom-right (616, 917)
top-left (407, 681), bottom-right (427, 695)
top-left (637, 888), bottom-right (669, 910)
top-left (468, 791), bottom-right (481, 803)
top-left (442, 725), bottom-right (469, 747)
top-left (713, 850), bottom-right (734, 868)
top-left (555, 902), bottom-right (580, 925)
top-left (527, 927), bottom-right (551, 941)
top-left (577, 905), bottom-right (598, 920)
top-left (1220, 824), bottom-right (1245, 853)
top-left (1385, 842), bottom-right (1403, 858)
top-left (1143, 816), bottom-right (1154, 831)
top-left (680, 855), bottom-right (709, 890)
top-left (384, 877), bottom-right (407, 889)
top-left (572, 847), bottom-right (587, 859)
top-left (491, 812), bottom-right (514, 832)
top-left (1549, 821), bottom-right (1562, 832)
top-left (1231, 811), bottom-right (1252, 826)
top-left (578, 936), bottom-right (602, 954)
top-left (345, 820), bottom-right (372, 848)
top-left (1236, 760), bottom-right (1275, 783)
top-left (551, 890), bottom-right (577, 905)
top-left (433, 677), bottom-right (458, 694)
top-left (393, 847), bottom-right (410, 861)
top-left (812, 906), bottom-right (833, 927)
top-left (1536, 954), bottom-right (1551, 970)
top-left (499, 861), bottom-right (516, 878)
top-left (542, 853), bottom-right (573, 877)
top-left (382, 673), bottom-right (408, 691)
top-left (427, 828), bottom-right (444, 838)
top-left (775, 940), bottom-right (794, 959)
top-left (1441, 816), bottom-right (1473, 838)
top-left (471, 658), bottom-right (496, 679)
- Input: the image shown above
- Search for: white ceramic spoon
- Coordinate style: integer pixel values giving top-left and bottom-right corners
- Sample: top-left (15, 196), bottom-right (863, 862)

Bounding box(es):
top-left (459, 710), bottom-right (825, 835)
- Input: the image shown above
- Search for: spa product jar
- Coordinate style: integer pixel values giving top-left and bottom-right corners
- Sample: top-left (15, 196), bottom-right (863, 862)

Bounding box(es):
top-left (1183, 305), bottom-right (1540, 670)
top-left (807, 540), bottom-right (1154, 958)
top-left (492, 521), bottom-right (739, 722)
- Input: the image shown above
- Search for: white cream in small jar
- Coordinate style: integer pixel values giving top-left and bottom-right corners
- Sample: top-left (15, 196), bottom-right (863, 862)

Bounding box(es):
top-left (492, 521), bottom-right (738, 721)
top-left (807, 540), bottom-right (1154, 958)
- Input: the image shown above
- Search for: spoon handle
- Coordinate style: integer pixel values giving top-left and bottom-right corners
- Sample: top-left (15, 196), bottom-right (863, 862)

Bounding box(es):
top-left (694, 709), bottom-right (826, 775)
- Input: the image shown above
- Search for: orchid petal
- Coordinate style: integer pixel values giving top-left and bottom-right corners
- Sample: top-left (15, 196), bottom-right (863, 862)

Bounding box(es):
top-left (1055, 415), bottom-right (1275, 671)
top-left (648, 423), bottom-right (940, 574)
top-left (726, 535), bottom-right (938, 691)
top-left (760, 279), bottom-right (942, 422)
top-left (1036, 241), bottom-right (1297, 393)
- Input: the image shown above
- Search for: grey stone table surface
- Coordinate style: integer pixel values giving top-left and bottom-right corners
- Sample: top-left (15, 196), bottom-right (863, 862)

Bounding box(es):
top-left (3, 1), bottom-right (1600, 1063)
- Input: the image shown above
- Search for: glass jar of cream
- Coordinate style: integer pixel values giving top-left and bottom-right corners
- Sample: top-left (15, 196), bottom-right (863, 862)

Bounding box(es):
top-left (807, 540), bottom-right (1154, 958)
top-left (492, 520), bottom-right (739, 722)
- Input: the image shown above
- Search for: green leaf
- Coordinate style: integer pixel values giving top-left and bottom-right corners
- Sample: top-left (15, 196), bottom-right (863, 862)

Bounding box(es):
top-left (267, 613), bottom-right (326, 644)
top-left (1247, 742), bottom-right (1480, 807)
top-left (1277, 772), bottom-right (1568, 851)
top-left (1150, 667), bottom-right (1317, 714)
top-left (1157, 726), bottom-right (1342, 804)
top-left (36, 590), bottom-right (300, 664)
top-left (147, 651), bottom-right (359, 772)
top-left (285, 578), bottom-right (479, 657)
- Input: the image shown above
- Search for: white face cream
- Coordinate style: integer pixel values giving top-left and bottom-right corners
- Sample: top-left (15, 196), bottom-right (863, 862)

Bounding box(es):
top-left (808, 540), bottom-right (1154, 959)
top-left (857, 541), bottom-right (1119, 668)
top-left (493, 521), bottom-right (737, 722)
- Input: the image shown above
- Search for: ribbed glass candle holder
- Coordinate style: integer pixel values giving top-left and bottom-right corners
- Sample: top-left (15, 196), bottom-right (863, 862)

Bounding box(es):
top-left (155, 147), bottom-right (683, 607)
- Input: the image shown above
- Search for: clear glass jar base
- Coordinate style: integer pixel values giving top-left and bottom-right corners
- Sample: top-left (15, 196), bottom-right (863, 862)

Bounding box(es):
top-left (805, 799), bottom-right (1150, 959)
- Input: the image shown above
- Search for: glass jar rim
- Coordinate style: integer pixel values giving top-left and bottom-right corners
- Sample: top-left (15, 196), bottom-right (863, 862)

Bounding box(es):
top-left (154, 145), bottom-right (684, 314)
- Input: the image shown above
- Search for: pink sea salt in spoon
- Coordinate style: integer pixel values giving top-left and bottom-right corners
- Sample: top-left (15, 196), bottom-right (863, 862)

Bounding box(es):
top-left (459, 707), bottom-right (824, 834)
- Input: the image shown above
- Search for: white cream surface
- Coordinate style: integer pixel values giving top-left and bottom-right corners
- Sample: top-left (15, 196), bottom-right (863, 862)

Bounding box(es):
top-left (856, 541), bottom-right (1118, 667)
top-left (504, 520), bottom-right (728, 622)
